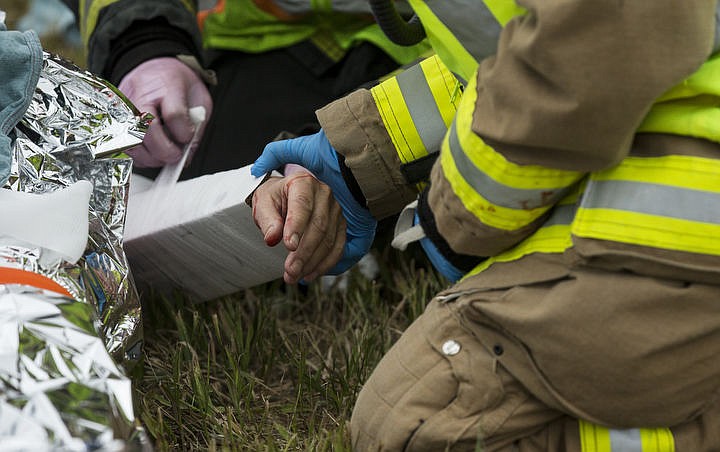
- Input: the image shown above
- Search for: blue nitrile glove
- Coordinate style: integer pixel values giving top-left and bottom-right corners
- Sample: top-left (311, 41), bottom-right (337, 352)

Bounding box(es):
top-left (415, 212), bottom-right (464, 282)
top-left (251, 130), bottom-right (377, 274)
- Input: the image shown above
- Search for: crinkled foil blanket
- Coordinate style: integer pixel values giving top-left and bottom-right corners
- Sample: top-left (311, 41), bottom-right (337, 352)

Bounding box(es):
top-left (1, 53), bottom-right (152, 450)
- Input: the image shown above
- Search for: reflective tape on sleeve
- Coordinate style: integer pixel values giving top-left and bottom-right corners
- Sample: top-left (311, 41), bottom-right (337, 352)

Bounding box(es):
top-left (440, 73), bottom-right (582, 230)
top-left (407, 0), bottom-right (527, 80)
top-left (371, 55), bottom-right (460, 164)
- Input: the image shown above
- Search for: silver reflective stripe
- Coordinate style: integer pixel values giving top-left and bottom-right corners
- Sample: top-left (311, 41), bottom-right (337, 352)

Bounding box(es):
top-left (609, 428), bottom-right (642, 452)
top-left (396, 64), bottom-right (448, 154)
top-left (447, 121), bottom-right (569, 209)
top-left (581, 179), bottom-right (720, 224)
top-left (424, 0), bottom-right (502, 62)
top-left (544, 203), bottom-right (576, 227)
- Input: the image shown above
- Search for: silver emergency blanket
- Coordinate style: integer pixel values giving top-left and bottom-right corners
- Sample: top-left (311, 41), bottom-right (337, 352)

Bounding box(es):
top-left (1, 52), bottom-right (152, 450)
top-left (0, 284), bottom-right (148, 451)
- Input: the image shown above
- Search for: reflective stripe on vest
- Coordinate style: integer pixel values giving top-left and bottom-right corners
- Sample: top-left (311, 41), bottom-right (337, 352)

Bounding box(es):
top-left (201, 1), bottom-right (430, 64)
top-left (407, 0), bottom-right (526, 81)
top-left (442, 73), bottom-right (583, 231)
top-left (579, 420), bottom-right (675, 452)
top-left (371, 55), bottom-right (461, 164)
top-left (638, 52), bottom-right (720, 145)
top-left (572, 155), bottom-right (720, 256)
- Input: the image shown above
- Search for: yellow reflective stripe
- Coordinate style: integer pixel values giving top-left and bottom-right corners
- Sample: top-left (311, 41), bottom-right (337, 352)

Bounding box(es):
top-left (407, 0), bottom-right (477, 82)
top-left (465, 223), bottom-right (572, 277)
top-left (371, 77), bottom-right (427, 164)
top-left (453, 73), bottom-right (582, 190)
top-left (641, 428), bottom-right (675, 452)
top-left (483, 0), bottom-right (527, 26)
top-left (464, 195), bottom-right (578, 278)
top-left (579, 421), bottom-right (612, 452)
top-left (592, 156), bottom-right (720, 192)
top-left (639, 101), bottom-right (720, 145)
top-left (653, 53), bottom-right (720, 102)
top-left (372, 56), bottom-right (460, 164)
top-left (638, 53), bottom-right (720, 143)
top-left (419, 56), bottom-right (460, 128)
top-left (575, 155), bottom-right (720, 255)
top-left (441, 73), bottom-right (581, 230)
top-left (440, 134), bottom-right (551, 230)
top-left (81, 0), bottom-right (118, 47)
top-left (573, 208), bottom-right (720, 255)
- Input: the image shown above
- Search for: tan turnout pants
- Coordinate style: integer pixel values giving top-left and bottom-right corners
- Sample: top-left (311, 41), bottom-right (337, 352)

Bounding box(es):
top-left (351, 300), bottom-right (720, 451)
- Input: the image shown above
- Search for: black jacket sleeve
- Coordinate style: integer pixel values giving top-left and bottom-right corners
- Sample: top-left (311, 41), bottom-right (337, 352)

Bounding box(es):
top-left (63, 0), bottom-right (202, 84)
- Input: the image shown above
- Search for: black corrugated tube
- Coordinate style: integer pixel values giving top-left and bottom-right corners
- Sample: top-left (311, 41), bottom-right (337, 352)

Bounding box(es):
top-left (368, 0), bottom-right (426, 46)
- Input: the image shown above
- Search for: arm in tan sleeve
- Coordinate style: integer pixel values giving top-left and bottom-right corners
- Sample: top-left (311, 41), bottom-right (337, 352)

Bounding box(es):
top-left (318, 54), bottom-right (462, 219)
top-left (428, 0), bottom-right (715, 257)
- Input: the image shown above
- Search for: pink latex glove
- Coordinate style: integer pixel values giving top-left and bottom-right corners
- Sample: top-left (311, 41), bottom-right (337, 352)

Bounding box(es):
top-left (118, 57), bottom-right (212, 167)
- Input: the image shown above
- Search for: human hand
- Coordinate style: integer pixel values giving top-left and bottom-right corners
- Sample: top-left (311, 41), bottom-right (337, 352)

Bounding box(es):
top-left (118, 57), bottom-right (212, 167)
top-left (251, 130), bottom-right (377, 274)
top-left (252, 169), bottom-right (346, 284)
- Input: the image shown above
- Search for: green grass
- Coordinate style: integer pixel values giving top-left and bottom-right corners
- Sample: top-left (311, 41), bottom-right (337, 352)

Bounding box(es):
top-left (137, 240), bottom-right (446, 450)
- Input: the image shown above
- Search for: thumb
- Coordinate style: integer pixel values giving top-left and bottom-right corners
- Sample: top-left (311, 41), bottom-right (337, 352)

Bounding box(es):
top-left (251, 140), bottom-right (290, 177)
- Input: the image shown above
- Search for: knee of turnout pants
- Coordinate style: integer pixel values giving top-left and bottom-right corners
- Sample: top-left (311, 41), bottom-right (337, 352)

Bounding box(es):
top-left (351, 297), bottom-right (720, 452)
top-left (350, 299), bottom-right (565, 451)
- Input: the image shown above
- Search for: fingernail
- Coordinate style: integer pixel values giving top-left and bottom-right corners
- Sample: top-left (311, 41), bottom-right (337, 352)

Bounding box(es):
top-left (289, 233), bottom-right (299, 248)
top-left (289, 259), bottom-right (303, 276)
top-left (263, 225), bottom-right (274, 241)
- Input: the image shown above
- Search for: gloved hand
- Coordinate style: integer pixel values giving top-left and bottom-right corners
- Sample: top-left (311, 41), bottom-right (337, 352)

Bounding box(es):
top-left (118, 57), bottom-right (212, 167)
top-left (415, 212), bottom-right (464, 282)
top-left (251, 130), bottom-right (377, 274)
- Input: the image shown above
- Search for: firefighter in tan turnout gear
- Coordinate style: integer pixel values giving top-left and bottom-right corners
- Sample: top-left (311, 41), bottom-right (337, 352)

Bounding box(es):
top-left (251, 0), bottom-right (720, 449)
